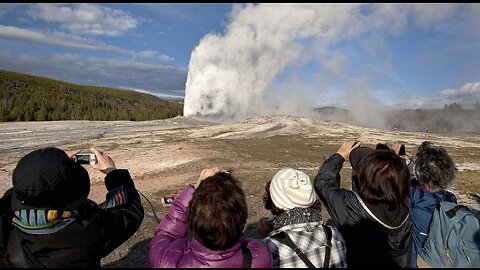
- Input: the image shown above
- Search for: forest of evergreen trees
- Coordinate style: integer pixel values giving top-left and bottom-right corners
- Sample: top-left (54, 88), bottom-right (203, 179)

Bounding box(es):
top-left (0, 69), bottom-right (183, 122)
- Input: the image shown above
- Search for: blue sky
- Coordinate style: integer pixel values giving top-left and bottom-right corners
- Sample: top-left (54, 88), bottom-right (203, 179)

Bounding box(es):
top-left (0, 3), bottom-right (479, 109)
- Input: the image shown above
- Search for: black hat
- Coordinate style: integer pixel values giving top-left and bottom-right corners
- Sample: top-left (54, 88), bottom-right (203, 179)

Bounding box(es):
top-left (349, 146), bottom-right (374, 172)
top-left (11, 147), bottom-right (90, 211)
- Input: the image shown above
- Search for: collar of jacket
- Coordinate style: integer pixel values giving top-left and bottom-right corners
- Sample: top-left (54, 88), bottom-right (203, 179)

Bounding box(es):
top-left (12, 209), bottom-right (78, 235)
top-left (411, 186), bottom-right (456, 207)
top-left (190, 239), bottom-right (243, 260)
top-left (273, 207), bottom-right (323, 231)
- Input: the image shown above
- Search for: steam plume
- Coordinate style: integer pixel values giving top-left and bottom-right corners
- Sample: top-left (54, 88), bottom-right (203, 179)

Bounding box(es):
top-left (184, 4), bottom-right (455, 124)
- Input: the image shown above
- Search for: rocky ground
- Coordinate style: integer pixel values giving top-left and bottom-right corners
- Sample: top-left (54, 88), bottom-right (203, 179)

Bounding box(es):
top-left (1, 115), bottom-right (479, 267)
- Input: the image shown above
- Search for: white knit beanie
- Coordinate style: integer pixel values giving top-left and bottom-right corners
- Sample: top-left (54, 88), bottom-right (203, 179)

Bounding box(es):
top-left (269, 168), bottom-right (318, 211)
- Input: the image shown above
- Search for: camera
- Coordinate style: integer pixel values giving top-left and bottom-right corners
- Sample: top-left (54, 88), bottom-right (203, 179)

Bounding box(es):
top-left (73, 153), bottom-right (97, 165)
top-left (399, 144), bottom-right (406, 156)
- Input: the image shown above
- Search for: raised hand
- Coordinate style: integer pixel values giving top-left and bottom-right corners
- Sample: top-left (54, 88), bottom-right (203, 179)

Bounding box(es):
top-left (195, 167), bottom-right (222, 189)
top-left (90, 147), bottom-right (116, 174)
top-left (392, 142), bottom-right (402, 155)
top-left (336, 141), bottom-right (361, 161)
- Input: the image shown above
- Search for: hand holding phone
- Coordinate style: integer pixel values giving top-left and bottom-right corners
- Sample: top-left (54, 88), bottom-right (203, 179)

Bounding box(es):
top-left (90, 148), bottom-right (116, 174)
top-left (336, 141), bottom-right (361, 161)
top-left (391, 142), bottom-right (404, 156)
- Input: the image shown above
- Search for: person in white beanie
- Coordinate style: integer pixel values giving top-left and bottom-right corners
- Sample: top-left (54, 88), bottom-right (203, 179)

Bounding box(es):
top-left (257, 168), bottom-right (347, 268)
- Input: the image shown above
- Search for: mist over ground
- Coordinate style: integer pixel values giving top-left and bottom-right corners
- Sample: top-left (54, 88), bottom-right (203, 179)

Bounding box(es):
top-left (315, 105), bottom-right (480, 134)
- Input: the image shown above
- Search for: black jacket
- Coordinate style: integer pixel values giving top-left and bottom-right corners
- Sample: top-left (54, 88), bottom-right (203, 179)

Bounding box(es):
top-left (0, 169), bottom-right (144, 268)
top-left (314, 154), bottom-right (412, 268)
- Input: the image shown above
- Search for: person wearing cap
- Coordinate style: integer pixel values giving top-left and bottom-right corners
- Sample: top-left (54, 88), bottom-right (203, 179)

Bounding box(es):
top-left (0, 147), bottom-right (144, 267)
top-left (149, 168), bottom-right (272, 268)
top-left (314, 141), bottom-right (412, 268)
top-left (257, 168), bottom-right (347, 268)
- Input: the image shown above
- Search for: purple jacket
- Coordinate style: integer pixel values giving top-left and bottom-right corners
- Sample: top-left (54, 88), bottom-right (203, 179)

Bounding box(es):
top-left (149, 184), bottom-right (272, 268)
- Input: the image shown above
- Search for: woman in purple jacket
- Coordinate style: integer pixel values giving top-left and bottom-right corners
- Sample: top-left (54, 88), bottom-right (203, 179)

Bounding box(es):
top-left (149, 168), bottom-right (272, 268)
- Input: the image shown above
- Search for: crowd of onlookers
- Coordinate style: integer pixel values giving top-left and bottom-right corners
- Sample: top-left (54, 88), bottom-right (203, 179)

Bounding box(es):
top-left (0, 139), bottom-right (478, 268)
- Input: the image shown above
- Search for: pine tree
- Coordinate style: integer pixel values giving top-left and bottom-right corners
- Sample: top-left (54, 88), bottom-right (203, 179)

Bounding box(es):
top-left (35, 103), bottom-right (48, 121)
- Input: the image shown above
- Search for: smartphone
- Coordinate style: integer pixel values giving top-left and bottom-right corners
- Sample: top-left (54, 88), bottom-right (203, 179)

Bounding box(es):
top-left (399, 144), bottom-right (406, 156)
top-left (74, 153), bottom-right (97, 165)
top-left (161, 195), bottom-right (176, 205)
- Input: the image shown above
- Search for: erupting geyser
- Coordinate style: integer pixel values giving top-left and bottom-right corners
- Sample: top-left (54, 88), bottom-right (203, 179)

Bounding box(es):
top-left (184, 3), bottom-right (457, 124)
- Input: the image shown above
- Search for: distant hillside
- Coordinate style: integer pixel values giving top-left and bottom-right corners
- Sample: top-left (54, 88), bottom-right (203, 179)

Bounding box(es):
top-left (0, 69), bottom-right (183, 121)
top-left (386, 107), bottom-right (480, 134)
top-left (314, 104), bottom-right (480, 134)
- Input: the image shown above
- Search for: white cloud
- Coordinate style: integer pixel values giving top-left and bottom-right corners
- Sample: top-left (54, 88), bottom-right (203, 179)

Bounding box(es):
top-left (389, 82), bottom-right (480, 109)
top-left (0, 25), bottom-right (176, 65)
top-left (0, 25), bottom-right (122, 51)
top-left (136, 50), bottom-right (174, 63)
top-left (0, 50), bottom-right (187, 96)
top-left (409, 3), bottom-right (457, 29)
top-left (439, 82), bottom-right (480, 102)
top-left (26, 4), bottom-right (138, 37)
top-left (0, 4), bottom-right (175, 64)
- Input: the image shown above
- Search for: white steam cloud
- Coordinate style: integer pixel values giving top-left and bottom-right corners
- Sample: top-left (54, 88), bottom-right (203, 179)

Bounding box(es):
top-left (184, 3), bottom-right (456, 123)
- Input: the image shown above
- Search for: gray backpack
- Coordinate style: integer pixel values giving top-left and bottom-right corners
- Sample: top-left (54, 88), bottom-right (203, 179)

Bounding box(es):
top-left (418, 201), bottom-right (480, 267)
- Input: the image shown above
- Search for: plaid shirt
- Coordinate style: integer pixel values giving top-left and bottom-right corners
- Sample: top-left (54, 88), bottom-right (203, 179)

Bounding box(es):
top-left (264, 221), bottom-right (347, 268)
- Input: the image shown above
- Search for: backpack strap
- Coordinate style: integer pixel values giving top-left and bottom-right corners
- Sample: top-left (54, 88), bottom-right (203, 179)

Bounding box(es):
top-left (432, 193), bottom-right (474, 219)
top-left (271, 231), bottom-right (316, 268)
top-left (445, 205), bottom-right (471, 218)
top-left (322, 225), bottom-right (333, 268)
top-left (241, 242), bottom-right (252, 268)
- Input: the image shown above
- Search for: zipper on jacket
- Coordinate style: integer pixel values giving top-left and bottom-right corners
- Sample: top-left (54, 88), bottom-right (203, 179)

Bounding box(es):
top-left (445, 248), bottom-right (453, 264)
top-left (462, 248), bottom-right (471, 262)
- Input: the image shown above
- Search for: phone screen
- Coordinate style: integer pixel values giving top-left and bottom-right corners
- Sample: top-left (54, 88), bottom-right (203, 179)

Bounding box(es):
top-left (74, 154), bottom-right (91, 164)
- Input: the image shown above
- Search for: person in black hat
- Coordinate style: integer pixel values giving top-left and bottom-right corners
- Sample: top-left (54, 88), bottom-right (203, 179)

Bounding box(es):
top-left (0, 147), bottom-right (144, 267)
top-left (314, 141), bottom-right (412, 268)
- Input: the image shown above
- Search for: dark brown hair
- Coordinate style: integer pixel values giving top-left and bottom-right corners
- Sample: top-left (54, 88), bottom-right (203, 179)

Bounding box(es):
top-left (187, 172), bottom-right (248, 250)
top-left (357, 150), bottom-right (410, 208)
top-left (262, 180), bottom-right (322, 215)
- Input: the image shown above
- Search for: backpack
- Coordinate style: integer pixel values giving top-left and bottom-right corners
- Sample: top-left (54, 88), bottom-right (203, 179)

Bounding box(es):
top-left (418, 201), bottom-right (480, 267)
